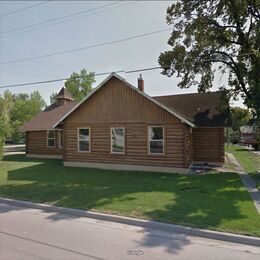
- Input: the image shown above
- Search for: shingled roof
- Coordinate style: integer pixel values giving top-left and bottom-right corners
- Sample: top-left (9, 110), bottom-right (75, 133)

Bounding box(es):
top-left (21, 101), bottom-right (78, 131)
top-left (153, 92), bottom-right (231, 127)
top-left (22, 74), bottom-right (231, 132)
top-left (53, 74), bottom-right (231, 129)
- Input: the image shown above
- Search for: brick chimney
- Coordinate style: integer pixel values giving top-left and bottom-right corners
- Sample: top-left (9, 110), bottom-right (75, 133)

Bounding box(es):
top-left (138, 74), bottom-right (144, 92)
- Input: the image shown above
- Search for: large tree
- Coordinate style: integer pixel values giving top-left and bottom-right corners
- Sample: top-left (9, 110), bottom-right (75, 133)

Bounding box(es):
top-left (0, 91), bottom-right (13, 157)
top-left (0, 90), bottom-right (14, 139)
top-left (49, 92), bottom-right (57, 105)
top-left (159, 0), bottom-right (260, 122)
top-left (230, 106), bottom-right (252, 130)
top-left (0, 90), bottom-right (46, 143)
top-left (64, 69), bottom-right (95, 101)
top-left (10, 91), bottom-right (46, 141)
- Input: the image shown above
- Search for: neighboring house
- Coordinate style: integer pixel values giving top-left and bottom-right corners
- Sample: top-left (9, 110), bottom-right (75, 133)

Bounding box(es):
top-left (21, 73), bottom-right (231, 173)
top-left (240, 126), bottom-right (260, 149)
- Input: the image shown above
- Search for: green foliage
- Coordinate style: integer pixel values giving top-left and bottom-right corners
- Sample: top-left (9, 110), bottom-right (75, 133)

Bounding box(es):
top-left (49, 92), bottom-right (57, 104)
top-left (0, 101), bottom-right (11, 159)
top-left (230, 106), bottom-right (252, 130)
top-left (0, 91), bottom-right (14, 145)
top-left (159, 1), bottom-right (260, 121)
top-left (0, 117), bottom-right (8, 160)
top-left (0, 90), bottom-right (46, 143)
top-left (65, 69), bottom-right (95, 101)
top-left (10, 91), bottom-right (46, 142)
top-left (226, 128), bottom-right (239, 144)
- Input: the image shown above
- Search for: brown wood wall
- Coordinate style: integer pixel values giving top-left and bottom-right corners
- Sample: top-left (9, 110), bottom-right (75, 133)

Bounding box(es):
top-left (183, 125), bottom-right (193, 167)
top-left (192, 128), bottom-right (225, 163)
top-left (24, 76), bottom-right (224, 168)
top-left (26, 130), bottom-right (63, 156)
top-left (63, 76), bottom-right (190, 168)
top-left (64, 123), bottom-right (188, 168)
top-left (66, 77), bottom-right (180, 124)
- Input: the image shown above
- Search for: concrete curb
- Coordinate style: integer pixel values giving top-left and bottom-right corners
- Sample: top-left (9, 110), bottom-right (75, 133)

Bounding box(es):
top-left (0, 197), bottom-right (260, 247)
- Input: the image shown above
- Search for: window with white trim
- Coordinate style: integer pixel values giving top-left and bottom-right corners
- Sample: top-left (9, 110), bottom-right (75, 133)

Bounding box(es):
top-left (47, 130), bottom-right (55, 148)
top-left (111, 127), bottom-right (125, 154)
top-left (59, 130), bottom-right (63, 148)
top-left (78, 128), bottom-right (90, 152)
top-left (148, 126), bottom-right (164, 154)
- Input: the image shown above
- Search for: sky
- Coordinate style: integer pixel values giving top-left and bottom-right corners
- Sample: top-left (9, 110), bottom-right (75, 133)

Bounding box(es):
top-left (0, 0), bottom-right (241, 106)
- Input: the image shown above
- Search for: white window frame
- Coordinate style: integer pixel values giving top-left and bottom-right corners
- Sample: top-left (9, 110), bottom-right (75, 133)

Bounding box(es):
top-left (78, 128), bottom-right (91, 153)
top-left (59, 130), bottom-right (63, 148)
top-left (111, 127), bottom-right (125, 154)
top-left (47, 130), bottom-right (55, 148)
top-left (148, 126), bottom-right (165, 155)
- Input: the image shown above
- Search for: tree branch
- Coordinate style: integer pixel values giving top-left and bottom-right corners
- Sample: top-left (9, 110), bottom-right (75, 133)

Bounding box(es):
top-left (198, 51), bottom-right (251, 98)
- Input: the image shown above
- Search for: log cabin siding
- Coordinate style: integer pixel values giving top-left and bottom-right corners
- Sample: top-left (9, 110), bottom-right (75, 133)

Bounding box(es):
top-left (64, 123), bottom-right (187, 168)
top-left (192, 128), bottom-right (225, 163)
top-left (26, 130), bottom-right (63, 156)
top-left (63, 77), bottom-right (190, 168)
top-left (183, 125), bottom-right (193, 167)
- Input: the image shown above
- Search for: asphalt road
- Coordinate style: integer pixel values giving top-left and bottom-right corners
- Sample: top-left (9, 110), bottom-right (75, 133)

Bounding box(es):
top-left (0, 202), bottom-right (259, 260)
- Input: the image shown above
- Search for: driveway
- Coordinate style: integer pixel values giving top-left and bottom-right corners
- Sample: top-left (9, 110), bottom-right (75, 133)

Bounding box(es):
top-left (0, 202), bottom-right (259, 260)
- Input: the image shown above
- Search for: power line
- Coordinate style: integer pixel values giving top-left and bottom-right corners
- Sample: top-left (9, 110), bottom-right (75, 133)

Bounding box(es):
top-left (0, 1), bottom-right (51, 18)
top-left (125, 67), bottom-right (161, 74)
top-left (0, 28), bottom-right (171, 65)
top-left (0, 70), bottom-right (126, 89)
top-left (0, 52), bottom-right (257, 89)
top-left (0, 67), bottom-right (162, 89)
top-left (0, 1), bottom-right (122, 36)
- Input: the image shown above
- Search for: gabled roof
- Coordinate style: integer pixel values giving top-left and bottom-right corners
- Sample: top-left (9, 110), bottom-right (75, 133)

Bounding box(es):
top-left (21, 101), bottom-right (78, 131)
top-left (55, 87), bottom-right (74, 100)
top-left (53, 73), bottom-right (195, 128)
top-left (153, 92), bottom-right (231, 127)
top-left (22, 73), bottom-right (231, 132)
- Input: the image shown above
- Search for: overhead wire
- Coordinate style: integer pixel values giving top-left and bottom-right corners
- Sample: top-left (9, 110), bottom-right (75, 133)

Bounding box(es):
top-left (0, 52), bottom-right (256, 89)
top-left (0, 1), bottom-right (51, 18)
top-left (0, 1), bottom-right (123, 37)
top-left (0, 28), bottom-right (171, 65)
top-left (0, 68), bottom-right (160, 89)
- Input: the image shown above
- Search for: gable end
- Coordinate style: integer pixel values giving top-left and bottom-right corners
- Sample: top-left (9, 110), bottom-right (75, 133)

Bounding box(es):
top-left (53, 73), bottom-right (194, 127)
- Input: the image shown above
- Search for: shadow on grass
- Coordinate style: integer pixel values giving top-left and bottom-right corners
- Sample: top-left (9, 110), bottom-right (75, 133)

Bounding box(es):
top-left (1, 154), bottom-right (259, 253)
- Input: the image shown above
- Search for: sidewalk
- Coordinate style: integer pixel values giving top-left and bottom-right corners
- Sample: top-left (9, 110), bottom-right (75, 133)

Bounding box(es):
top-left (226, 153), bottom-right (260, 214)
top-left (0, 197), bottom-right (259, 247)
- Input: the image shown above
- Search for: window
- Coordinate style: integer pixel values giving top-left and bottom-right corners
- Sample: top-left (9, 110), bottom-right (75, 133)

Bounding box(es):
top-left (59, 130), bottom-right (63, 148)
top-left (111, 127), bottom-right (125, 154)
top-left (47, 130), bottom-right (55, 148)
top-left (78, 128), bottom-right (90, 152)
top-left (148, 126), bottom-right (164, 154)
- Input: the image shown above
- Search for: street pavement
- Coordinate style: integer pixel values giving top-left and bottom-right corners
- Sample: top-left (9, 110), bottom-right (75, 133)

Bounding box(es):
top-left (0, 202), bottom-right (260, 260)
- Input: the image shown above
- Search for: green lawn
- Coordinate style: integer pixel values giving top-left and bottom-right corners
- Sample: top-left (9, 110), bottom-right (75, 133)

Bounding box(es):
top-left (0, 154), bottom-right (260, 237)
top-left (226, 145), bottom-right (260, 189)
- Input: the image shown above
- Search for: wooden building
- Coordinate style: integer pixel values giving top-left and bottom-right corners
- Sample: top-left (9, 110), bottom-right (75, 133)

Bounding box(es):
top-left (239, 126), bottom-right (260, 150)
top-left (22, 73), bottom-right (231, 173)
